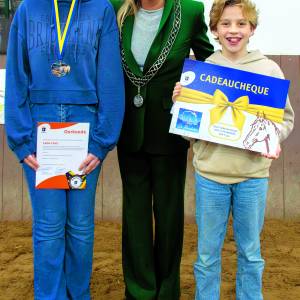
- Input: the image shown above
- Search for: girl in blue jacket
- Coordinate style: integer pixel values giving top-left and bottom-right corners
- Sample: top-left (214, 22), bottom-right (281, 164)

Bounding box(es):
top-left (5, 0), bottom-right (124, 298)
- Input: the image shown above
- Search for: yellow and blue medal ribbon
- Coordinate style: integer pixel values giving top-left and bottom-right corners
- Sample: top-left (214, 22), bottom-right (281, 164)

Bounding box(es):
top-left (52, 0), bottom-right (77, 76)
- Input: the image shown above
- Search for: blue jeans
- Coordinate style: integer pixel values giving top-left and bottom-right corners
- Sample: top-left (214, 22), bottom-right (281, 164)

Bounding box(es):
top-left (23, 104), bottom-right (101, 300)
top-left (194, 173), bottom-right (268, 300)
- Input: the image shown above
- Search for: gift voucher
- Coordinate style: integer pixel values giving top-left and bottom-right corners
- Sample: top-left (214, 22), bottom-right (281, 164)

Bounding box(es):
top-left (36, 122), bottom-right (89, 189)
top-left (169, 59), bottom-right (290, 155)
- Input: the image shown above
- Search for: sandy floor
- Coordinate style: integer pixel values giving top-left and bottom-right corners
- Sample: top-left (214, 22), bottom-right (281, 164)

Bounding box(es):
top-left (1, 219), bottom-right (300, 300)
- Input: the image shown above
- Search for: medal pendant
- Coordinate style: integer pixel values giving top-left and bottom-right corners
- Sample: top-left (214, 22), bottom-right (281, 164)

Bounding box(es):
top-left (51, 61), bottom-right (71, 77)
top-left (134, 94), bottom-right (144, 107)
top-left (66, 171), bottom-right (86, 189)
top-left (70, 175), bottom-right (83, 189)
top-left (133, 86), bottom-right (143, 107)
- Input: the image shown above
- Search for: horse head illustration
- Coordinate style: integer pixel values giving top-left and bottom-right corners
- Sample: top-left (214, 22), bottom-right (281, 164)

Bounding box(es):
top-left (243, 115), bottom-right (280, 154)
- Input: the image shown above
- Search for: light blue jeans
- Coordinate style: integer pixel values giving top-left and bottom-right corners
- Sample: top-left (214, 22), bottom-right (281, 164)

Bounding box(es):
top-left (23, 104), bottom-right (101, 300)
top-left (194, 173), bottom-right (268, 300)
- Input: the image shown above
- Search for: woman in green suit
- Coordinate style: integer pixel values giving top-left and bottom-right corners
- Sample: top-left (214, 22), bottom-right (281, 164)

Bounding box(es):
top-left (111, 0), bottom-right (213, 298)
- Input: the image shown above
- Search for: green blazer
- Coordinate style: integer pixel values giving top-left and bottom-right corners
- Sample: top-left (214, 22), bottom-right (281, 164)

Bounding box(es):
top-left (111, 0), bottom-right (214, 154)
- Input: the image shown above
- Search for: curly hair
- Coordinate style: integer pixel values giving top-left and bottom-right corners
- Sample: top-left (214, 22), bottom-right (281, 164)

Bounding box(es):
top-left (209, 0), bottom-right (258, 32)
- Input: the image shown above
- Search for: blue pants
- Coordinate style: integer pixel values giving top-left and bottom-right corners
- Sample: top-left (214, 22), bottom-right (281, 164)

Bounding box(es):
top-left (194, 173), bottom-right (268, 300)
top-left (24, 104), bottom-right (101, 300)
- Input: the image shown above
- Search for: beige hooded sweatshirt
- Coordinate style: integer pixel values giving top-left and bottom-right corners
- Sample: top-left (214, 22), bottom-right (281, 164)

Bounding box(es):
top-left (193, 50), bottom-right (294, 184)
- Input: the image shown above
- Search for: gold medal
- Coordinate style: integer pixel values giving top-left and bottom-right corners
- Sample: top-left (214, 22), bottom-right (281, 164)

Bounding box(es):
top-left (51, 61), bottom-right (71, 77)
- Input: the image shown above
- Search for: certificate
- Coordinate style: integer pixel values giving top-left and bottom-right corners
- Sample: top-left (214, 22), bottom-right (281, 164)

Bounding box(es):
top-left (169, 59), bottom-right (289, 156)
top-left (36, 122), bottom-right (89, 189)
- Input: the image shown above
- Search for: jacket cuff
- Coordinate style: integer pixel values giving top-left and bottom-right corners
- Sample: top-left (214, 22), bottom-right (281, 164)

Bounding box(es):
top-left (88, 140), bottom-right (110, 162)
top-left (13, 141), bottom-right (35, 162)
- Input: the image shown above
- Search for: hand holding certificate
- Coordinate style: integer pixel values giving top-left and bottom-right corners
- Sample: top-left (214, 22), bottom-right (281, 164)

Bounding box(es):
top-left (36, 122), bottom-right (90, 189)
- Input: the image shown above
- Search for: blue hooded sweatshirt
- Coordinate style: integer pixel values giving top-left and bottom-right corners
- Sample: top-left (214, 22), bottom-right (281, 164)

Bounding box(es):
top-left (5, 0), bottom-right (125, 161)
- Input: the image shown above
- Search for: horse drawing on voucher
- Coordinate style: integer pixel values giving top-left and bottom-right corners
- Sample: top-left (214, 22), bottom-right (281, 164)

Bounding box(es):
top-left (243, 116), bottom-right (280, 154)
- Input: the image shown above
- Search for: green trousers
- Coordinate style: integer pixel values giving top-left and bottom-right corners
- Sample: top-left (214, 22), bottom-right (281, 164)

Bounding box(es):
top-left (117, 149), bottom-right (188, 300)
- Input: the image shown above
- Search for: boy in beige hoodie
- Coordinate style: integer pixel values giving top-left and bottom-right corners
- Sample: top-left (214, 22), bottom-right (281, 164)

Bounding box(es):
top-left (173, 0), bottom-right (294, 299)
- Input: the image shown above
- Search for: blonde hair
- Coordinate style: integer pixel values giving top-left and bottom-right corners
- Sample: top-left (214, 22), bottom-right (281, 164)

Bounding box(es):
top-left (117, 0), bottom-right (140, 29)
top-left (209, 0), bottom-right (258, 31)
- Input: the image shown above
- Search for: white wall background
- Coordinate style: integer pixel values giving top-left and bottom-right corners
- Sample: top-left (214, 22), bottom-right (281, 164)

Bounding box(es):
top-left (201, 0), bottom-right (300, 55)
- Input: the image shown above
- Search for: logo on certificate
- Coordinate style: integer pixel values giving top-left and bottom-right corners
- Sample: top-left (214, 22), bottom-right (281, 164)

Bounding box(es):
top-left (176, 108), bottom-right (202, 133)
top-left (180, 71), bottom-right (196, 86)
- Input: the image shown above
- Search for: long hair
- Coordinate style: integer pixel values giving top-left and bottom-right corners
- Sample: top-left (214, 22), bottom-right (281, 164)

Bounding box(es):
top-left (117, 0), bottom-right (140, 29)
